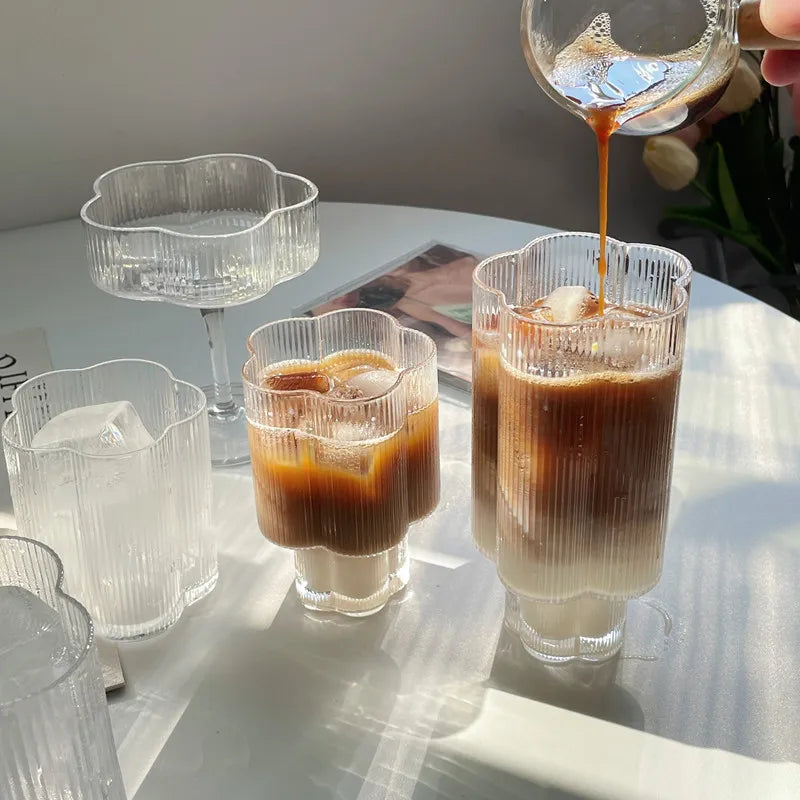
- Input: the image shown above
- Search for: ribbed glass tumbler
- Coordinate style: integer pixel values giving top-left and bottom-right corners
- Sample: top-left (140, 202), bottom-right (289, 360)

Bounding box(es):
top-left (0, 534), bottom-right (125, 800)
top-left (2, 359), bottom-right (215, 640)
top-left (80, 154), bottom-right (319, 467)
top-left (243, 309), bottom-right (440, 616)
top-left (472, 232), bottom-right (691, 662)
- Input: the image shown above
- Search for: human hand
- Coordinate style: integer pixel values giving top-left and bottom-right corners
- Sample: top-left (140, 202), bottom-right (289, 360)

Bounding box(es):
top-left (760, 0), bottom-right (800, 112)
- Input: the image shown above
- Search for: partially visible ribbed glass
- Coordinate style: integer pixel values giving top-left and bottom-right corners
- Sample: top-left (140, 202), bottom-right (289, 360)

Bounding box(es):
top-left (0, 534), bottom-right (125, 800)
top-left (243, 309), bottom-right (440, 616)
top-left (2, 359), bottom-right (214, 640)
top-left (80, 154), bottom-right (319, 467)
top-left (472, 232), bottom-right (691, 662)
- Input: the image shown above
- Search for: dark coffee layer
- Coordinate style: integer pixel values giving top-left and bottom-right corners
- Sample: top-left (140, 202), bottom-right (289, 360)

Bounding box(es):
top-left (471, 331), bottom-right (501, 556)
top-left (249, 351), bottom-right (439, 556)
top-left (496, 361), bottom-right (681, 594)
top-left (472, 301), bottom-right (682, 596)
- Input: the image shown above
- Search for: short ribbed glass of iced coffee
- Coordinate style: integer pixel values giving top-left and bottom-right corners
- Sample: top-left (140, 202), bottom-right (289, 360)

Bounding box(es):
top-left (244, 309), bottom-right (440, 616)
top-left (473, 232), bottom-right (691, 661)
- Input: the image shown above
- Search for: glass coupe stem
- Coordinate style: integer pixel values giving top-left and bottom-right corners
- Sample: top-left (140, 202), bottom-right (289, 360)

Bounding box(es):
top-left (201, 308), bottom-right (235, 413)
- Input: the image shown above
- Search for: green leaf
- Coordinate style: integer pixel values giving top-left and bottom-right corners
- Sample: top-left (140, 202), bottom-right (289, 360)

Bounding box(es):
top-left (659, 87), bottom-right (797, 277)
top-left (707, 101), bottom-right (795, 272)
top-left (664, 202), bottom-right (726, 228)
top-left (765, 137), bottom-right (792, 262)
top-left (701, 140), bottom-right (724, 208)
top-left (713, 143), bottom-right (750, 235)
top-left (789, 137), bottom-right (800, 264)
top-left (663, 207), bottom-right (784, 273)
top-left (707, 103), bottom-right (792, 271)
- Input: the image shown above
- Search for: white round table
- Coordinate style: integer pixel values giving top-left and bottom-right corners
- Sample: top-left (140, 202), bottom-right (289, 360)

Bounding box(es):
top-left (1, 203), bottom-right (799, 799)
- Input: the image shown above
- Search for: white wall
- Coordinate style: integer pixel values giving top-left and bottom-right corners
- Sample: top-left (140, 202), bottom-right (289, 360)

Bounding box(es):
top-left (0, 0), bottom-right (671, 244)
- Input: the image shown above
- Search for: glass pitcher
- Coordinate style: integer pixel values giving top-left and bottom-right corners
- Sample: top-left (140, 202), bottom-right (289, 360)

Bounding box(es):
top-left (521, 0), bottom-right (793, 136)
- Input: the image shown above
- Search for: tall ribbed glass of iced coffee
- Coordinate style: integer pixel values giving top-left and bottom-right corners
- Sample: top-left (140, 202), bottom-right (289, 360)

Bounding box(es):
top-left (473, 232), bottom-right (691, 661)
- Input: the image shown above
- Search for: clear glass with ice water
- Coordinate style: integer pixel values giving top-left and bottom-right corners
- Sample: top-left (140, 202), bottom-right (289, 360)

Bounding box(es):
top-left (0, 534), bottom-right (125, 800)
top-left (2, 359), bottom-right (215, 640)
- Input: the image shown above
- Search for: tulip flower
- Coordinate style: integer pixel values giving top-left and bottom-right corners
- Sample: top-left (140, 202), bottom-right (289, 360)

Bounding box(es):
top-left (643, 136), bottom-right (700, 191)
top-left (717, 58), bottom-right (764, 115)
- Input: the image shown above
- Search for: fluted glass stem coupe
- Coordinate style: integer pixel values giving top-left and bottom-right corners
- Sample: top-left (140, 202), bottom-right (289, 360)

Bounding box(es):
top-left (81, 154), bottom-right (319, 466)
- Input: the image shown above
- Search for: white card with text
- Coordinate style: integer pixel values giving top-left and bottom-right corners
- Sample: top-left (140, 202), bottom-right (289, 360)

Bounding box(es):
top-left (0, 328), bottom-right (52, 521)
top-left (0, 327), bottom-right (52, 420)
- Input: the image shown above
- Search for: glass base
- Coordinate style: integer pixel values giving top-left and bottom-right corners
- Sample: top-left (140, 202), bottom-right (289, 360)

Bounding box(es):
top-left (504, 591), bottom-right (626, 664)
top-left (203, 383), bottom-right (251, 467)
top-left (99, 602), bottom-right (184, 641)
top-left (96, 570), bottom-right (218, 641)
top-left (294, 540), bottom-right (409, 617)
top-left (184, 567), bottom-right (219, 607)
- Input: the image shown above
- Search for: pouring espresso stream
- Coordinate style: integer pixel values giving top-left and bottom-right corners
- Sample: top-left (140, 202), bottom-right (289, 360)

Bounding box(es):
top-left (522, 0), bottom-right (798, 306)
top-left (466, 0), bottom-right (792, 664)
top-left (589, 109), bottom-right (617, 314)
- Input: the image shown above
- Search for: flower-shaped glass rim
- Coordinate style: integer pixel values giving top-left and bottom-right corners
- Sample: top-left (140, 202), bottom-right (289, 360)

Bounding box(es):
top-left (0, 533), bottom-right (96, 708)
top-left (473, 231), bottom-right (693, 329)
top-left (2, 359), bottom-right (206, 459)
top-left (243, 308), bottom-right (437, 404)
top-left (79, 153), bottom-right (319, 240)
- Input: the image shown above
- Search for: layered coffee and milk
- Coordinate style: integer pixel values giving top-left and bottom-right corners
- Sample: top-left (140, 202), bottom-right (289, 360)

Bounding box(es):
top-left (472, 324), bottom-right (502, 557)
top-left (248, 349), bottom-right (439, 602)
top-left (473, 285), bottom-right (681, 602)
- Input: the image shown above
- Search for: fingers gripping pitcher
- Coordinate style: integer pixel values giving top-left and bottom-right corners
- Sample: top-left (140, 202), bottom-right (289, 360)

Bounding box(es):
top-left (472, 232), bottom-right (691, 662)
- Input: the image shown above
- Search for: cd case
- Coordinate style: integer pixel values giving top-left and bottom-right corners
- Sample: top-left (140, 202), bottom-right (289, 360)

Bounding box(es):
top-left (97, 639), bottom-right (125, 694)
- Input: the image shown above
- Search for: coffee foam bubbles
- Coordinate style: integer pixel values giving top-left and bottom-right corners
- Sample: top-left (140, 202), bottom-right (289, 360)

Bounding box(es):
top-left (548, 1), bottom-right (729, 120)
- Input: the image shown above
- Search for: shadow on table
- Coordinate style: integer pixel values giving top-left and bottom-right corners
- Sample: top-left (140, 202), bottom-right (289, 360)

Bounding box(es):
top-left (625, 473), bottom-right (800, 763)
top-left (425, 628), bottom-right (644, 737)
top-left (127, 468), bottom-right (800, 798)
top-left (489, 629), bottom-right (644, 729)
top-left (413, 757), bottom-right (581, 800)
top-left (132, 581), bottom-right (404, 800)
top-left (408, 627), bottom-right (643, 800)
top-left (411, 470), bottom-right (800, 797)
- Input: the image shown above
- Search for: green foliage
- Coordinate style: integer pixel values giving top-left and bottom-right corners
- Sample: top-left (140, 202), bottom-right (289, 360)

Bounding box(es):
top-left (662, 78), bottom-right (800, 282)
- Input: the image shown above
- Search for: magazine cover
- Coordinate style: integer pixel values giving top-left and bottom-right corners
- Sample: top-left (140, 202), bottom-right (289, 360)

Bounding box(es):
top-left (305, 243), bottom-right (479, 389)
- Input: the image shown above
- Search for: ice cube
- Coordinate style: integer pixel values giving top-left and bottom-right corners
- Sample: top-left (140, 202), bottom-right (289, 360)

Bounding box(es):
top-left (30, 403), bottom-right (163, 629)
top-left (535, 286), bottom-right (600, 324)
top-left (338, 368), bottom-right (399, 399)
top-left (31, 401), bottom-right (155, 455)
top-left (329, 421), bottom-right (372, 442)
top-left (603, 305), bottom-right (653, 322)
top-left (328, 383), bottom-right (365, 400)
top-left (0, 586), bottom-right (71, 702)
top-left (316, 422), bottom-right (377, 473)
top-left (593, 313), bottom-right (648, 367)
top-left (262, 371), bottom-right (332, 394)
